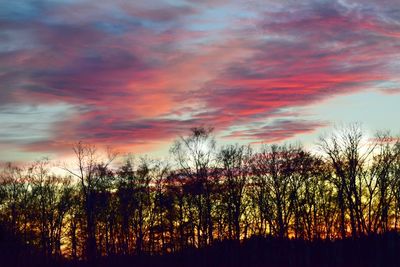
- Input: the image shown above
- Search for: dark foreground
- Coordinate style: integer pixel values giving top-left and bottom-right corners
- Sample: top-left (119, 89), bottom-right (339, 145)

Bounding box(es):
top-left (2, 226), bottom-right (399, 267)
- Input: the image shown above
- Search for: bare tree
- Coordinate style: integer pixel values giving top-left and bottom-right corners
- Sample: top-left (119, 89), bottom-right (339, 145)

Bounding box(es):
top-left (218, 144), bottom-right (251, 241)
top-left (62, 142), bottom-right (117, 261)
top-left (170, 127), bottom-right (216, 247)
top-left (29, 158), bottom-right (72, 256)
top-left (0, 163), bottom-right (28, 235)
top-left (319, 123), bottom-right (374, 238)
top-left (252, 144), bottom-right (300, 238)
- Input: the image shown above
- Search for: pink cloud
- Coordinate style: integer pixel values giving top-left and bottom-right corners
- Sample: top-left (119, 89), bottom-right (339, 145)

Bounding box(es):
top-left (1, 0), bottom-right (399, 158)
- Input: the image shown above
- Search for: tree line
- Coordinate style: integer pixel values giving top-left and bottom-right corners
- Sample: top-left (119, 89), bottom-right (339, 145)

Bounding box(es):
top-left (1, 124), bottom-right (400, 262)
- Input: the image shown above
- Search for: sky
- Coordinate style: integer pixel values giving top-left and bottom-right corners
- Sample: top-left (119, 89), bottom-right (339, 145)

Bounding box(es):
top-left (0, 0), bottom-right (399, 162)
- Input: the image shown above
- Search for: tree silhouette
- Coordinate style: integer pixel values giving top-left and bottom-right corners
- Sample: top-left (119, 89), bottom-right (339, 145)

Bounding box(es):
top-left (1, 125), bottom-right (400, 266)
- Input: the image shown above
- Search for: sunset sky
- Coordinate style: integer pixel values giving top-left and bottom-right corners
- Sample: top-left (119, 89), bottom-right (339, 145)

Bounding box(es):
top-left (1, 0), bottom-right (399, 162)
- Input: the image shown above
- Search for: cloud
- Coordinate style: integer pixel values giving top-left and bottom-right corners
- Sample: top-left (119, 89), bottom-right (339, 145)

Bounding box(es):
top-left (188, 0), bottom-right (400, 133)
top-left (379, 88), bottom-right (400, 95)
top-left (225, 119), bottom-right (328, 143)
top-left (0, 0), bottom-right (399, 159)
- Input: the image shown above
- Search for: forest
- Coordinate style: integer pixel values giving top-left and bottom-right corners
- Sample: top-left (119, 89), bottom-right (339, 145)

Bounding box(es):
top-left (1, 124), bottom-right (400, 266)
